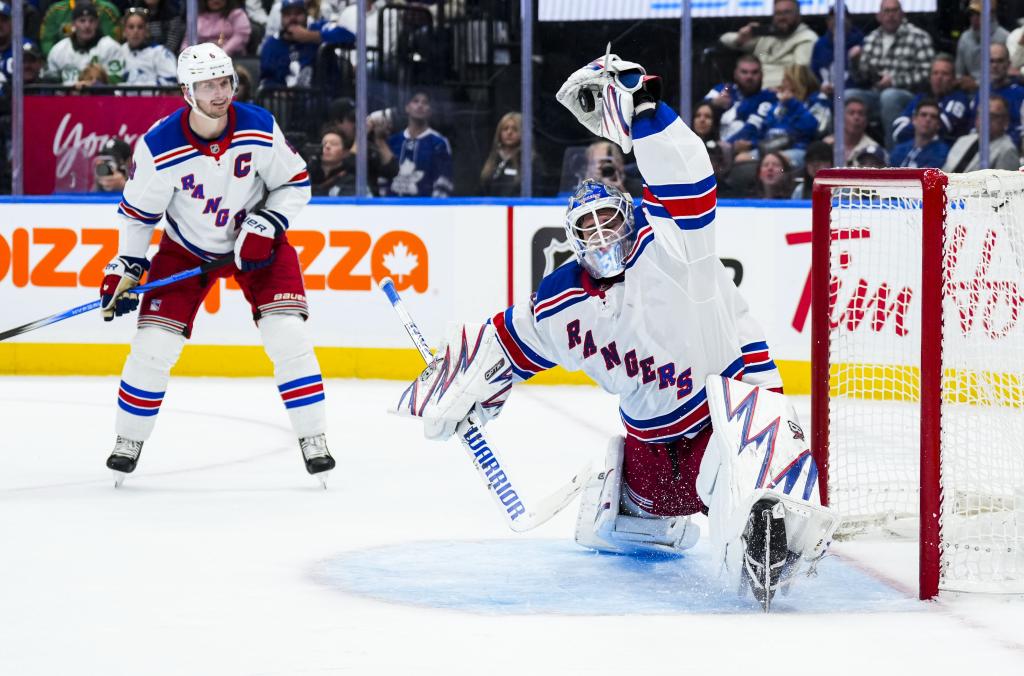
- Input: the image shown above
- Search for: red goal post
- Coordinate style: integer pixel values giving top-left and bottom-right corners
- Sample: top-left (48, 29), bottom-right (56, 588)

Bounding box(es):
top-left (810, 168), bottom-right (1024, 600)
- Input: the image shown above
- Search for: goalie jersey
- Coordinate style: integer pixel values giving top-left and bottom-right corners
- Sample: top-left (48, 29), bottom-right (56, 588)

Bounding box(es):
top-left (115, 102), bottom-right (311, 260)
top-left (491, 103), bottom-right (782, 443)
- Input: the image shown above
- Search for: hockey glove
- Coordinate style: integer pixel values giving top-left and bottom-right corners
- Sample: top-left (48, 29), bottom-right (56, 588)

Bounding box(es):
top-left (555, 53), bottom-right (662, 154)
top-left (395, 322), bottom-right (513, 441)
top-left (234, 211), bottom-right (283, 272)
top-left (100, 255), bottom-right (150, 321)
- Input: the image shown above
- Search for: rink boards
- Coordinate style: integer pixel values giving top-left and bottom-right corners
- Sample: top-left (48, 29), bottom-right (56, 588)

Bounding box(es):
top-left (0, 197), bottom-right (815, 391)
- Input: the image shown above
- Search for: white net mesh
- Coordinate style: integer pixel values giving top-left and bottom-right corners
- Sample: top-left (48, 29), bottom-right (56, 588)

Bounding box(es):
top-left (825, 170), bottom-right (1024, 593)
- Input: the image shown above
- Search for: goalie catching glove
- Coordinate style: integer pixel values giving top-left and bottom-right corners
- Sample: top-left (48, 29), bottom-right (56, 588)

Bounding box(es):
top-left (100, 255), bottom-right (150, 321)
top-left (396, 322), bottom-right (513, 441)
top-left (555, 52), bottom-right (662, 154)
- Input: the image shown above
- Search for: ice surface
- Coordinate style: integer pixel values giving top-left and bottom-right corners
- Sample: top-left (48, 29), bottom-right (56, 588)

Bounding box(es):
top-left (1, 377), bottom-right (1023, 675)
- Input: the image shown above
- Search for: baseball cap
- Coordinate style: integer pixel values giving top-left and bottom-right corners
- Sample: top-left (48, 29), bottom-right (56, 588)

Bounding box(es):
top-left (72, 1), bottom-right (100, 20)
top-left (853, 144), bottom-right (888, 168)
top-left (23, 41), bottom-right (43, 60)
top-left (0, 2), bottom-right (11, 18)
top-left (281, 0), bottom-right (306, 10)
top-left (99, 137), bottom-right (132, 163)
top-left (968, 0), bottom-right (995, 13)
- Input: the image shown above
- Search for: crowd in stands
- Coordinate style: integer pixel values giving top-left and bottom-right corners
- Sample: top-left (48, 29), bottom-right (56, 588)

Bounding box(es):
top-left (700, 0), bottom-right (1024, 198)
top-left (2, 0), bottom-right (1024, 197)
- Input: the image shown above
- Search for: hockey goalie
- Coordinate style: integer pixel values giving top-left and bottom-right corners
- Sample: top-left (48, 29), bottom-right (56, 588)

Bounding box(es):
top-left (396, 52), bottom-right (840, 609)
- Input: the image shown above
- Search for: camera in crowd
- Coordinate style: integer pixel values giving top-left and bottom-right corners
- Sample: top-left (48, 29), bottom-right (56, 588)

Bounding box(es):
top-left (93, 137), bottom-right (132, 193)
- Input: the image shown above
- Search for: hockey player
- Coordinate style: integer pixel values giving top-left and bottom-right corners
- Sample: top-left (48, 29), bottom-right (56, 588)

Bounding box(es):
top-left (396, 55), bottom-right (839, 609)
top-left (100, 43), bottom-right (335, 487)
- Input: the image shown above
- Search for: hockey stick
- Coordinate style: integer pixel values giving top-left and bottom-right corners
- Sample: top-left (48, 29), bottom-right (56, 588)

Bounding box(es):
top-left (0, 256), bottom-right (234, 342)
top-left (378, 276), bottom-right (590, 533)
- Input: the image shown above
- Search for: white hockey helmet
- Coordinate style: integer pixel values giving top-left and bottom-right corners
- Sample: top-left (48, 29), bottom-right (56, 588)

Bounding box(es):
top-left (177, 42), bottom-right (237, 101)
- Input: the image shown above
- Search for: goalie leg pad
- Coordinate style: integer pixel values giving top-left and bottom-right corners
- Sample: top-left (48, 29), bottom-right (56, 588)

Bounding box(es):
top-left (574, 436), bottom-right (699, 555)
top-left (700, 376), bottom-right (840, 589)
top-left (115, 326), bottom-right (186, 441)
top-left (260, 313), bottom-right (326, 438)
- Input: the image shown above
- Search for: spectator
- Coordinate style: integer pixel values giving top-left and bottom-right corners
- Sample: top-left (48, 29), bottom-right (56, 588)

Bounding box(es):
top-left (791, 140), bottom-right (833, 199)
top-left (783, 64), bottom-right (831, 137)
top-left (891, 54), bottom-right (972, 145)
top-left (0, 41), bottom-right (49, 96)
top-left (325, 97), bottom-right (356, 148)
top-left (751, 77), bottom-right (819, 170)
top-left (234, 63), bottom-right (253, 102)
top-left (848, 0), bottom-right (935, 144)
top-left (93, 136), bottom-right (130, 193)
top-left (479, 111), bottom-right (532, 197)
top-left (692, 101), bottom-right (732, 172)
top-left (811, 4), bottom-right (864, 97)
top-left (140, 0), bottom-right (185, 54)
top-left (584, 141), bottom-right (632, 194)
top-left (0, 2), bottom-right (41, 75)
top-left (719, 0), bottom-right (818, 90)
top-left (1008, 16), bottom-right (1024, 77)
top-left (968, 43), bottom-right (1024, 146)
top-left (890, 99), bottom-right (950, 168)
top-left (824, 97), bottom-right (881, 165)
top-left (259, 0), bottom-right (354, 88)
top-left (119, 7), bottom-right (175, 86)
top-left (47, 2), bottom-right (125, 84)
top-left (956, 0), bottom-right (1008, 91)
top-left (75, 61), bottom-right (109, 88)
top-left (704, 55), bottom-right (777, 150)
top-left (851, 143), bottom-right (889, 168)
top-left (749, 151), bottom-right (795, 199)
top-left (181, 0), bottom-right (251, 57)
top-left (310, 127), bottom-right (355, 196)
top-left (943, 94), bottom-right (1022, 172)
top-left (365, 105), bottom-right (396, 196)
top-left (379, 91), bottom-right (453, 198)
top-left (40, 0), bottom-right (121, 57)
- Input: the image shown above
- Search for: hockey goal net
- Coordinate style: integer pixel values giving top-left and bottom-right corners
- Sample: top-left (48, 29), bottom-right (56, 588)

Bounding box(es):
top-left (811, 168), bottom-right (1024, 599)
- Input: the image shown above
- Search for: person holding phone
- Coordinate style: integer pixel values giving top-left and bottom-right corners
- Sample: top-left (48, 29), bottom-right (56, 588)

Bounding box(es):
top-left (719, 0), bottom-right (817, 89)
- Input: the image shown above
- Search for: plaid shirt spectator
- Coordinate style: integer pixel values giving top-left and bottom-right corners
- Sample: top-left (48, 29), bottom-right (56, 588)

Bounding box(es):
top-left (854, 18), bottom-right (934, 91)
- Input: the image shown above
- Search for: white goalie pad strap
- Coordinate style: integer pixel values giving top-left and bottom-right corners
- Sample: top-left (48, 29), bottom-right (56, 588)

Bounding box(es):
top-left (574, 436), bottom-right (698, 555)
top-left (699, 376), bottom-right (840, 581)
top-left (396, 323), bottom-right (513, 441)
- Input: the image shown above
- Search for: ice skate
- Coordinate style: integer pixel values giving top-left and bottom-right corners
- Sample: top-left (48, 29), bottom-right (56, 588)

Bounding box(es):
top-left (106, 436), bottom-right (144, 487)
top-left (299, 434), bottom-right (335, 488)
top-left (740, 498), bottom-right (790, 612)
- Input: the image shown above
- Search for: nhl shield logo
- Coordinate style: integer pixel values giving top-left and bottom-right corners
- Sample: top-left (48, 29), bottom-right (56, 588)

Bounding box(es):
top-left (210, 143), bottom-right (220, 154)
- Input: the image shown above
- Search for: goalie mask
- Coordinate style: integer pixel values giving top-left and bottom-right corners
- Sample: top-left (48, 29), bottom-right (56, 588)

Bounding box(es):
top-left (177, 43), bottom-right (237, 120)
top-left (565, 179), bottom-right (636, 279)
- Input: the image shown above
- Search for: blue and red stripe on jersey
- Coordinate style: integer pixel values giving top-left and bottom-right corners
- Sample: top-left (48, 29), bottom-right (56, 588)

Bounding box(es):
top-left (533, 286), bottom-right (589, 321)
top-left (624, 223), bottom-right (655, 269)
top-left (283, 170), bottom-right (310, 188)
top-left (641, 174), bottom-right (717, 231)
top-left (117, 381), bottom-right (164, 417)
top-left (153, 144), bottom-right (202, 171)
top-left (231, 130), bottom-right (274, 151)
top-left (620, 355), bottom-right (745, 443)
top-left (491, 307), bottom-right (556, 380)
top-left (118, 197), bottom-right (162, 225)
top-left (741, 341), bottom-right (778, 374)
top-left (278, 374), bottom-right (325, 409)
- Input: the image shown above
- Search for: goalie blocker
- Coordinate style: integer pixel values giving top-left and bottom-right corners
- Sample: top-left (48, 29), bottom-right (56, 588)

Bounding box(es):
top-left (576, 377), bottom-right (840, 603)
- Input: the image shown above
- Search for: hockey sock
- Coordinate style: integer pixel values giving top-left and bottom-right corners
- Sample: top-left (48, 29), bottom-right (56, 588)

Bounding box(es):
top-left (259, 314), bottom-right (326, 438)
top-left (115, 327), bottom-right (186, 441)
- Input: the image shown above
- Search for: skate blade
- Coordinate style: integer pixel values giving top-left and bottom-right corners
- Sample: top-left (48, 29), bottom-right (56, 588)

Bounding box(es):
top-left (315, 472), bottom-right (330, 490)
top-left (112, 470), bottom-right (127, 488)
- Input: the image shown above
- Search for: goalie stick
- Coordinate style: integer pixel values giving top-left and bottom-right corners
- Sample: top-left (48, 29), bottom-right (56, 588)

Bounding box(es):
top-left (0, 256), bottom-right (234, 342)
top-left (378, 276), bottom-right (589, 533)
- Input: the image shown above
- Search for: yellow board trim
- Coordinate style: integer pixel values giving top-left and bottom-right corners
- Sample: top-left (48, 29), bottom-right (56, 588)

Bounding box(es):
top-left (0, 343), bottom-right (815, 394)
